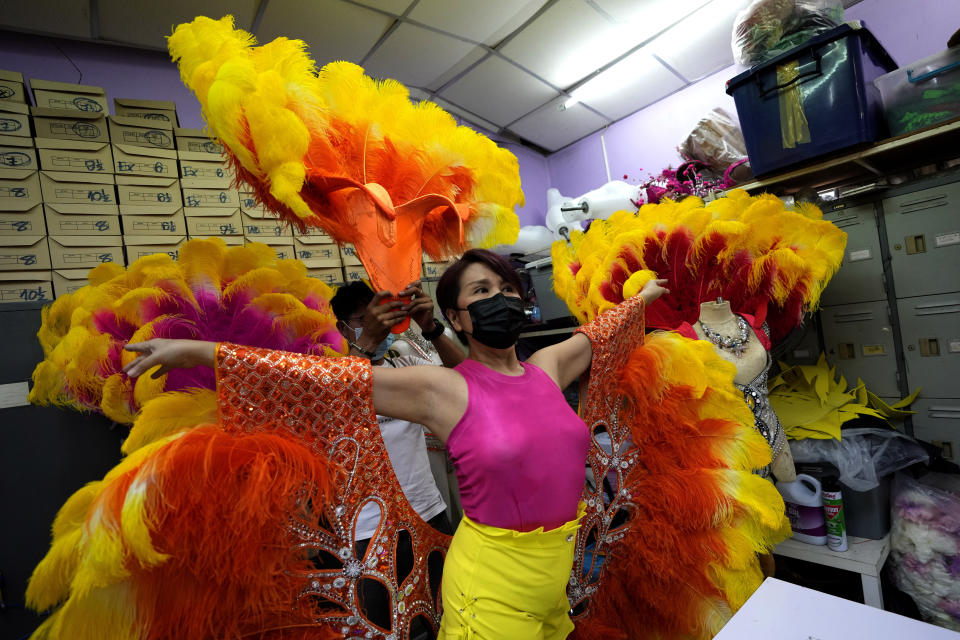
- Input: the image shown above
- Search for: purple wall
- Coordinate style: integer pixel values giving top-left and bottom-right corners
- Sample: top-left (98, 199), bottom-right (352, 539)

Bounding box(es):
top-left (545, 0), bottom-right (960, 218)
top-left (0, 30), bottom-right (204, 127)
top-left (0, 30), bottom-right (551, 227)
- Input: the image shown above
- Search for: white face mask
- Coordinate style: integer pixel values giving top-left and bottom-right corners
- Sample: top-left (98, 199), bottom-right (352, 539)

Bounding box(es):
top-left (349, 325), bottom-right (362, 342)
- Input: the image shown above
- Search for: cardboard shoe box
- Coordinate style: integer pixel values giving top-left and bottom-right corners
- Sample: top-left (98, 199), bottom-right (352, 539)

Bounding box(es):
top-left (0, 70), bottom-right (27, 104)
top-left (246, 235), bottom-right (295, 261)
top-left (241, 210), bottom-right (290, 239)
top-left (44, 203), bottom-right (120, 236)
top-left (115, 175), bottom-right (181, 208)
top-left (0, 236), bottom-right (50, 271)
top-left (422, 260), bottom-right (453, 280)
top-left (119, 204), bottom-right (185, 236)
top-left (186, 209), bottom-right (242, 237)
top-left (174, 127), bottom-right (225, 156)
top-left (343, 265), bottom-right (369, 283)
top-left (0, 135), bottom-right (37, 171)
top-left (30, 79), bottom-right (108, 114)
top-left (0, 204), bottom-right (45, 236)
top-left (35, 138), bottom-right (112, 174)
top-left (182, 186), bottom-right (240, 209)
top-left (31, 108), bottom-right (108, 143)
top-left (0, 169), bottom-right (43, 210)
top-left (294, 236), bottom-right (341, 268)
top-left (113, 98), bottom-right (178, 126)
top-left (0, 102), bottom-right (31, 138)
top-left (340, 244), bottom-right (362, 266)
top-left (108, 115), bottom-right (175, 150)
top-left (124, 234), bottom-right (186, 262)
top-left (48, 235), bottom-right (124, 269)
top-left (52, 268), bottom-right (90, 298)
top-left (179, 157), bottom-right (233, 189)
top-left (0, 270), bottom-right (54, 304)
top-left (190, 235), bottom-right (244, 246)
top-left (39, 171), bottom-right (116, 206)
top-left (113, 144), bottom-right (177, 178)
top-left (293, 225), bottom-right (334, 242)
top-left (307, 266), bottom-right (345, 287)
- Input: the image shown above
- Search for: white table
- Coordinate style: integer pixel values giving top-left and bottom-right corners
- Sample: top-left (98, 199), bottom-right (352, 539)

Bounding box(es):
top-left (714, 578), bottom-right (958, 639)
top-left (773, 534), bottom-right (891, 609)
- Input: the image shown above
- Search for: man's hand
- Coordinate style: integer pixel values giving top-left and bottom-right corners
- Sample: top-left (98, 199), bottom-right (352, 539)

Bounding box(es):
top-left (357, 291), bottom-right (407, 352)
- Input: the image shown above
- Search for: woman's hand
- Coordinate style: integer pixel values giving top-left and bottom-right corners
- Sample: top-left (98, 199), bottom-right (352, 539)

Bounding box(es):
top-left (123, 339), bottom-right (217, 379)
top-left (639, 278), bottom-right (670, 305)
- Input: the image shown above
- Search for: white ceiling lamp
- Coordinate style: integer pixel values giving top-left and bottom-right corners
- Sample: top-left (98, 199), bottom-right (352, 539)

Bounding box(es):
top-left (649, 0), bottom-right (753, 81)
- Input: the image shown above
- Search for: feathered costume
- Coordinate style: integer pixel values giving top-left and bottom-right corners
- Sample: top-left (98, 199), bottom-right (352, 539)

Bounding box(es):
top-left (554, 190), bottom-right (846, 638)
top-left (24, 15), bottom-right (809, 640)
top-left (167, 15), bottom-right (521, 331)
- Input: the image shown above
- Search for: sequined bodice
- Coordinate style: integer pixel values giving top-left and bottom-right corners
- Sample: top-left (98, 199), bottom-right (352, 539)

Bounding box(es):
top-left (733, 325), bottom-right (786, 477)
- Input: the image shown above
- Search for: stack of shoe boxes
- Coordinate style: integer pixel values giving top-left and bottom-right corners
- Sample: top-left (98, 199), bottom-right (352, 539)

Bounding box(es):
top-left (240, 191), bottom-right (296, 261)
top-left (176, 128), bottom-right (242, 245)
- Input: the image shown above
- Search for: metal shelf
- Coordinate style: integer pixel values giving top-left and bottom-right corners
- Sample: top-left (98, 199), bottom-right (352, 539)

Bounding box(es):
top-left (734, 118), bottom-right (960, 195)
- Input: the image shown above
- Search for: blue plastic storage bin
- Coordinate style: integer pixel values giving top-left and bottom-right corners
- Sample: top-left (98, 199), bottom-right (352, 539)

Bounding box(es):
top-left (726, 23), bottom-right (897, 177)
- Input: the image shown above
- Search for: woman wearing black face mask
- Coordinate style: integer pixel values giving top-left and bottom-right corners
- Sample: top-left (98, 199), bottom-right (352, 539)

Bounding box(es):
top-left (123, 248), bottom-right (667, 639)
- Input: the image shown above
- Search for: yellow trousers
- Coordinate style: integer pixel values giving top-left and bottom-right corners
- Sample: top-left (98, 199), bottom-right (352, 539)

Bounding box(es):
top-left (438, 506), bottom-right (584, 640)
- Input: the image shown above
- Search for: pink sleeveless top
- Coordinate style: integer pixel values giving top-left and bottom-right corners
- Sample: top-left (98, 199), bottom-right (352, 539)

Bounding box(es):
top-left (446, 359), bottom-right (590, 532)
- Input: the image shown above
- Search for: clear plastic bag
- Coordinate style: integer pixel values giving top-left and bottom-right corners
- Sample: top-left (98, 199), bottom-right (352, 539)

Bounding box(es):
top-left (790, 427), bottom-right (929, 491)
top-left (890, 472), bottom-right (960, 631)
top-left (732, 0), bottom-right (845, 66)
top-left (678, 108), bottom-right (753, 184)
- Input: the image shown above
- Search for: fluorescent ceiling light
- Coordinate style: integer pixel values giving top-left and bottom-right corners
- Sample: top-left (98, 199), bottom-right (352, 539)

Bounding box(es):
top-left (548, 0), bottom-right (710, 88)
top-left (567, 47), bottom-right (659, 106)
top-left (563, 96), bottom-right (580, 109)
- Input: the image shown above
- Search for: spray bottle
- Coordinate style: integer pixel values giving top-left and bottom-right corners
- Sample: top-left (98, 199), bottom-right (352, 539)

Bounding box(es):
top-left (822, 475), bottom-right (848, 552)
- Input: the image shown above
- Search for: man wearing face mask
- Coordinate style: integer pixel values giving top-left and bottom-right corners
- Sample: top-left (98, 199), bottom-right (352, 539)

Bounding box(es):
top-left (330, 280), bottom-right (464, 630)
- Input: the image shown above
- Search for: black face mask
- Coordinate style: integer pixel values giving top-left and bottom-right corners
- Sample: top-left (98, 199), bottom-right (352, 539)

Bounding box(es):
top-left (460, 293), bottom-right (526, 349)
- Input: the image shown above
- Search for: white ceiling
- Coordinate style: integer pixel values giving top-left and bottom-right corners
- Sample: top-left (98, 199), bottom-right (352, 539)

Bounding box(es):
top-left (0, 0), bottom-right (865, 154)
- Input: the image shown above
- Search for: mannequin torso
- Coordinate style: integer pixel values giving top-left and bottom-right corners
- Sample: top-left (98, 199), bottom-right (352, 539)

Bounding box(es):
top-left (693, 301), bottom-right (796, 482)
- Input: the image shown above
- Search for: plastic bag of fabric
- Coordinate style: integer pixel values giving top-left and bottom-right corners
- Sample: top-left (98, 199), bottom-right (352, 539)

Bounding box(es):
top-left (890, 472), bottom-right (960, 631)
top-left (790, 427), bottom-right (929, 491)
top-left (732, 0), bottom-right (845, 66)
top-left (678, 108), bottom-right (753, 184)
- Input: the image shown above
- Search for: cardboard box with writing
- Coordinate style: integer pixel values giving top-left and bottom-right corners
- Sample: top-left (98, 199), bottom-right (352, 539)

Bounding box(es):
top-left (52, 268), bottom-right (90, 298)
top-left (179, 157), bottom-right (233, 189)
top-left (340, 244), bottom-right (362, 266)
top-left (247, 235), bottom-right (295, 261)
top-left (293, 225), bottom-right (334, 243)
top-left (108, 115), bottom-right (175, 150)
top-left (115, 175), bottom-right (181, 208)
top-left (0, 169), bottom-right (43, 210)
top-left (119, 204), bottom-right (185, 236)
top-left (0, 270), bottom-right (54, 304)
top-left (343, 265), bottom-right (369, 283)
top-left (48, 236), bottom-right (124, 269)
top-left (190, 235), bottom-right (244, 247)
top-left (186, 209), bottom-right (242, 237)
top-left (0, 235), bottom-right (50, 270)
top-left (174, 128), bottom-right (224, 157)
top-left (30, 79), bottom-right (109, 114)
top-left (0, 135), bottom-right (37, 171)
top-left (241, 210), bottom-right (291, 239)
top-left (124, 234), bottom-right (186, 261)
top-left (239, 191), bottom-right (259, 214)
top-left (0, 102), bottom-right (31, 138)
top-left (45, 203), bottom-right (120, 236)
top-left (294, 236), bottom-right (342, 268)
top-left (307, 266), bottom-right (345, 287)
top-left (422, 260), bottom-right (453, 280)
top-left (113, 99), bottom-right (178, 126)
top-left (40, 171), bottom-right (116, 206)
top-left (113, 144), bottom-right (177, 178)
top-left (35, 138), bottom-right (112, 174)
top-left (32, 108), bottom-right (108, 143)
top-left (0, 70), bottom-right (27, 104)
top-left (0, 204), bottom-right (45, 236)
top-left (182, 186), bottom-right (240, 209)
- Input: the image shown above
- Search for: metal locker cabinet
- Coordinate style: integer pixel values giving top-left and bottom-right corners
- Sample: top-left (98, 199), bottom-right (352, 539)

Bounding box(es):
top-left (821, 203), bottom-right (887, 306)
top-left (910, 398), bottom-right (960, 462)
top-left (821, 301), bottom-right (900, 397)
top-left (883, 181), bottom-right (960, 298)
top-left (897, 293), bottom-right (960, 399)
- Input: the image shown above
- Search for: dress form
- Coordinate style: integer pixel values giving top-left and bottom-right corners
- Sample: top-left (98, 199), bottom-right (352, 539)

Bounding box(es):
top-left (693, 300), bottom-right (796, 482)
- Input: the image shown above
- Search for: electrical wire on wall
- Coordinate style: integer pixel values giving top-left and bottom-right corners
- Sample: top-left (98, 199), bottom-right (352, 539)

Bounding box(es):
top-left (50, 40), bottom-right (82, 83)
